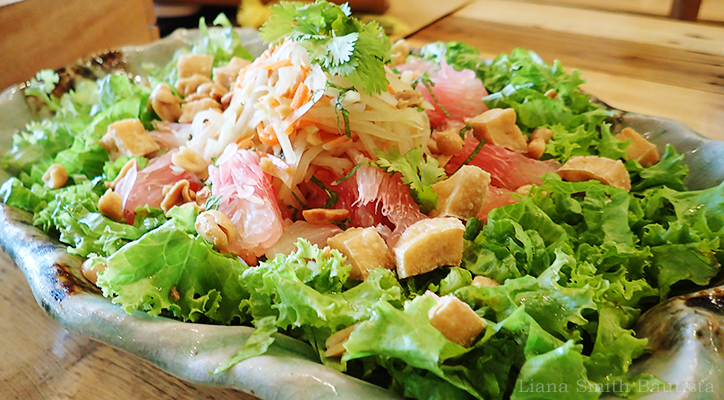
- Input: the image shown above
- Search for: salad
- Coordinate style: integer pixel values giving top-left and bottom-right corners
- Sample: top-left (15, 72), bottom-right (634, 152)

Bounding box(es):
top-left (2, 1), bottom-right (724, 399)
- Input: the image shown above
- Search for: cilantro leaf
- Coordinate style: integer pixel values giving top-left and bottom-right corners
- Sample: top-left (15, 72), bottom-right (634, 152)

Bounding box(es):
top-left (259, 0), bottom-right (391, 94)
top-left (25, 70), bottom-right (61, 111)
top-left (374, 147), bottom-right (446, 214)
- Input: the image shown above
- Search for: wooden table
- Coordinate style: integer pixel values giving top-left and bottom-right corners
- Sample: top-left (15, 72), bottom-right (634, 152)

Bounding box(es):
top-left (2, 0), bottom-right (724, 399)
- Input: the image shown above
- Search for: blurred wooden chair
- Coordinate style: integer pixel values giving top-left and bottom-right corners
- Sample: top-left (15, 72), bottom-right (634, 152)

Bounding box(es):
top-left (670, 0), bottom-right (701, 21)
top-left (0, 0), bottom-right (159, 90)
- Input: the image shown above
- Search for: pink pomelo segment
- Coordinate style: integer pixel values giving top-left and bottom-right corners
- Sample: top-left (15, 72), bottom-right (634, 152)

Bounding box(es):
top-left (208, 144), bottom-right (284, 260)
top-left (115, 150), bottom-right (202, 222)
top-left (445, 137), bottom-right (560, 191)
top-left (396, 59), bottom-right (488, 128)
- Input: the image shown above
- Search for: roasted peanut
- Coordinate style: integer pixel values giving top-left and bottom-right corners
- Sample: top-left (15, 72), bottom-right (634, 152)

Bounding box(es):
top-left (171, 146), bottom-right (208, 179)
top-left (544, 89), bottom-right (558, 99)
top-left (220, 91), bottom-right (233, 110)
top-left (195, 210), bottom-right (237, 251)
top-left (615, 127), bottom-right (660, 167)
top-left (531, 127), bottom-right (553, 142)
top-left (81, 258), bottom-right (106, 285)
top-left (395, 89), bottom-right (424, 109)
top-left (196, 82), bottom-right (229, 102)
top-left (179, 98), bottom-right (222, 123)
top-left (527, 137), bottom-right (546, 159)
top-left (302, 208), bottom-right (350, 225)
top-left (169, 286), bottom-right (181, 302)
top-left (42, 163), bottom-right (68, 189)
top-left (324, 324), bottom-right (359, 358)
top-left (106, 158), bottom-right (137, 190)
top-left (391, 39), bottom-right (411, 65)
top-left (160, 179), bottom-right (195, 212)
top-left (176, 74), bottom-right (212, 98)
top-left (472, 275), bottom-right (500, 287)
top-left (435, 128), bottom-right (465, 156)
top-left (98, 189), bottom-right (124, 221)
top-left (150, 83), bottom-right (182, 122)
top-left (195, 186), bottom-right (211, 209)
top-left (515, 184), bottom-right (533, 196)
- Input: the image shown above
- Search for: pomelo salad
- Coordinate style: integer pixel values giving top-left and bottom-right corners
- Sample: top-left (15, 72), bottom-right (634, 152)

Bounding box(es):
top-left (3, 1), bottom-right (724, 399)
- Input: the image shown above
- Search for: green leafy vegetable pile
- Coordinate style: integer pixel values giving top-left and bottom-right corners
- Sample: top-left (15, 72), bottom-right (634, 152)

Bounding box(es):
top-left (2, 2), bottom-right (724, 400)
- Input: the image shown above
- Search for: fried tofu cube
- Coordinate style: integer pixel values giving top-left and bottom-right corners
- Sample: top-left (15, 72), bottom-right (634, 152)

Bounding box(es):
top-left (472, 275), bottom-right (500, 287)
top-left (176, 74), bottom-right (213, 98)
top-left (328, 227), bottom-right (395, 280)
top-left (615, 127), bottom-right (660, 167)
top-left (465, 108), bottom-right (528, 152)
top-left (178, 54), bottom-right (214, 79)
top-left (394, 218), bottom-right (465, 279)
top-left (558, 155), bottom-right (631, 191)
top-left (179, 98), bottom-right (222, 123)
top-left (426, 292), bottom-right (486, 347)
top-left (434, 126), bottom-right (465, 156)
top-left (213, 57), bottom-right (251, 90)
top-left (431, 165), bottom-right (491, 220)
top-left (100, 118), bottom-right (160, 159)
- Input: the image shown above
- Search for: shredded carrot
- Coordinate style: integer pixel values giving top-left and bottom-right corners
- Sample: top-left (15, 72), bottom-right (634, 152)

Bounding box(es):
top-left (262, 59), bottom-right (293, 71)
top-left (322, 136), bottom-right (351, 151)
top-left (386, 84), bottom-right (394, 94)
top-left (257, 123), bottom-right (280, 146)
top-left (290, 82), bottom-right (310, 110)
top-left (235, 136), bottom-right (254, 149)
top-left (233, 64), bottom-right (251, 89)
top-left (264, 95), bottom-right (280, 109)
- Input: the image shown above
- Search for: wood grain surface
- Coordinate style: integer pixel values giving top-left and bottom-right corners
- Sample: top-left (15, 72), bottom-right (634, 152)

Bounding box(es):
top-left (0, 251), bottom-right (258, 400)
top-left (385, 0), bottom-right (472, 39)
top-left (0, 0), bottom-right (159, 89)
top-left (516, 0), bottom-right (724, 22)
top-left (408, 0), bottom-right (724, 140)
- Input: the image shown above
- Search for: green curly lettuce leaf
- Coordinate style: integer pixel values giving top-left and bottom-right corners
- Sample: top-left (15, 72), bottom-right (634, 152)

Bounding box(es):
top-left (96, 208), bottom-right (249, 324)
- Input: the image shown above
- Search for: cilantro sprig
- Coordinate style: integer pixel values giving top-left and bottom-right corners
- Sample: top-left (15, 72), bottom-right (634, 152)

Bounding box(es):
top-left (259, 1), bottom-right (392, 95)
top-left (25, 70), bottom-right (61, 112)
top-left (373, 147), bottom-right (447, 214)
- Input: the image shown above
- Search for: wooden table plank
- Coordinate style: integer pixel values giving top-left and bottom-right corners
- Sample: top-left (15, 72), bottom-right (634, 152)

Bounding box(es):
top-left (385, 0), bottom-right (472, 39)
top-left (0, 0), bottom-right (159, 89)
top-left (0, 251), bottom-right (258, 400)
top-left (411, 0), bottom-right (724, 95)
top-left (407, 34), bottom-right (724, 140)
top-left (700, 0), bottom-right (724, 22)
top-left (503, 0), bottom-right (672, 16)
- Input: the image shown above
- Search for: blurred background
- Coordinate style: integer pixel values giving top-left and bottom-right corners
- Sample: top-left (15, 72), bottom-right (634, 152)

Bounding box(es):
top-left (1, 0), bottom-right (721, 138)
